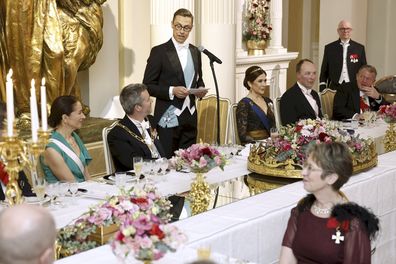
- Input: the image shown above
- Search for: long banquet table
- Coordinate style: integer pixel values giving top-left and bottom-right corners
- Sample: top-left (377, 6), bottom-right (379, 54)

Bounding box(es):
top-left (51, 120), bottom-right (394, 263)
top-left (55, 149), bottom-right (396, 263)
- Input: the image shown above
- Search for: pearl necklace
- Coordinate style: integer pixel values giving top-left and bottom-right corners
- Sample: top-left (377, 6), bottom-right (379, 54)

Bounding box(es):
top-left (312, 204), bottom-right (332, 215)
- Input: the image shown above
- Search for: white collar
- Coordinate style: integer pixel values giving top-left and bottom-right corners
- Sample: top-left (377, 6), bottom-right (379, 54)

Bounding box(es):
top-left (340, 39), bottom-right (350, 46)
top-left (172, 37), bottom-right (189, 51)
top-left (128, 116), bottom-right (150, 130)
top-left (297, 82), bottom-right (312, 95)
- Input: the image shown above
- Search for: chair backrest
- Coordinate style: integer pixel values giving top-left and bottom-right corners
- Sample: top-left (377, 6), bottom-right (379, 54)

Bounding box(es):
top-left (228, 103), bottom-right (241, 145)
top-left (102, 121), bottom-right (118, 175)
top-left (196, 95), bottom-right (231, 145)
top-left (319, 88), bottom-right (337, 120)
top-left (274, 96), bottom-right (282, 130)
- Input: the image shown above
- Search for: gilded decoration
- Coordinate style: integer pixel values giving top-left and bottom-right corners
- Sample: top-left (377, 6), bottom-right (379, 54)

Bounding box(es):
top-left (247, 119), bottom-right (378, 178)
top-left (0, 0), bottom-right (106, 114)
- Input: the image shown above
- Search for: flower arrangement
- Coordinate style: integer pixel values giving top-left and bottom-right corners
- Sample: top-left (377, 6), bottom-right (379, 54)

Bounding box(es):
top-left (378, 104), bottom-right (396, 123)
top-left (242, 0), bottom-right (272, 41)
top-left (111, 217), bottom-right (187, 262)
top-left (173, 143), bottom-right (227, 173)
top-left (250, 119), bottom-right (375, 168)
top-left (57, 185), bottom-right (185, 261)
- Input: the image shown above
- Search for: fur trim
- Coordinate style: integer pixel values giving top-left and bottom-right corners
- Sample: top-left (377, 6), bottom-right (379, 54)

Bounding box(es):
top-left (331, 203), bottom-right (380, 240)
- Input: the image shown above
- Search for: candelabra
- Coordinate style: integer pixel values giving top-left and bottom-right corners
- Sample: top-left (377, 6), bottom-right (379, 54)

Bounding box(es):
top-left (0, 128), bottom-right (50, 205)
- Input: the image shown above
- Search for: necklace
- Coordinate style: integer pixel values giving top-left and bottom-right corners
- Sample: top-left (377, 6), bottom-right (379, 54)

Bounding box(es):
top-left (312, 203), bottom-right (332, 215)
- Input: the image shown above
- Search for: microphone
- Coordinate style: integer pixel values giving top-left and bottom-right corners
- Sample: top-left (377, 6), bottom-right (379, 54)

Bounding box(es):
top-left (198, 46), bottom-right (222, 64)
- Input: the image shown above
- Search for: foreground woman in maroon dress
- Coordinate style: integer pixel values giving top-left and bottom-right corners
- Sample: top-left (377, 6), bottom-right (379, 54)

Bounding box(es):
top-left (279, 142), bottom-right (379, 264)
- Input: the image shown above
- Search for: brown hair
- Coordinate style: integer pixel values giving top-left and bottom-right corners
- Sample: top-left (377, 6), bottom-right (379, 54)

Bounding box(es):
top-left (172, 8), bottom-right (194, 24)
top-left (296, 58), bottom-right (314, 73)
top-left (306, 142), bottom-right (353, 190)
top-left (48, 95), bottom-right (79, 128)
top-left (357, 64), bottom-right (377, 77)
top-left (243, 66), bottom-right (267, 90)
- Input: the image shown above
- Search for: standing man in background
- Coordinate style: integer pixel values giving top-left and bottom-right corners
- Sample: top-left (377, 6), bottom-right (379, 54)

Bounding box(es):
top-left (143, 8), bottom-right (207, 158)
top-left (319, 20), bottom-right (367, 92)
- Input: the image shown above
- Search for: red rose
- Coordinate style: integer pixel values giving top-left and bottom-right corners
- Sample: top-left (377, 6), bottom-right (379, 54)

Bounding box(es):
top-left (295, 125), bottom-right (303, 132)
top-left (149, 224), bottom-right (165, 239)
top-left (319, 132), bottom-right (329, 142)
top-left (131, 197), bottom-right (148, 206)
top-left (201, 147), bottom-right (212, 156)
top-left (115, 231), bottom-right (125, 241)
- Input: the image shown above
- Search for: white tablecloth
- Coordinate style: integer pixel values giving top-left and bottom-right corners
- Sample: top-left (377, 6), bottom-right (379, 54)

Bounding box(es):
top-left (55, 151), bottom-right (396, 264)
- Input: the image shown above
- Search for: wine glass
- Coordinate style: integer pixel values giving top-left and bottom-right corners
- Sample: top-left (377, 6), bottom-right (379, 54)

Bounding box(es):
top-left (32, 176), bottom-right (46, 206)
top-left (133, 156), bottom-right (143, 182)
top-left (46, 183), bottom-right (59, 210)
top-left (68, 182), bottom-right (79, 204)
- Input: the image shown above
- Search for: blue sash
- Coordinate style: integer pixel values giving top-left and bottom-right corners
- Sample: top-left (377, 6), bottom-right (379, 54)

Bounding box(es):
top-left (242, 97), bottom-right (271, 131)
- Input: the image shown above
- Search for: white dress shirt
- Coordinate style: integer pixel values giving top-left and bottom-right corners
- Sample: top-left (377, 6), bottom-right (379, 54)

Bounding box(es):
top-left (297, 82), bottom-right (319, 117)
top-left (338, 40), bottom-right (351, 84)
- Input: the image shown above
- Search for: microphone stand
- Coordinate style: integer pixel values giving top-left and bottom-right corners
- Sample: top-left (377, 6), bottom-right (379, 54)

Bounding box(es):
top-left (208, 59), bottom-right (220, 209)
top-left (209, 60), bottom-right (221, 145)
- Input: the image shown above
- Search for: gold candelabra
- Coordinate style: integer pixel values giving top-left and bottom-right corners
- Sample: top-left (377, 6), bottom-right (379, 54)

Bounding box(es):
top-left (188, 173), bottom-right (211, 215)
top-left (0, 128), bottom-right (50, 205)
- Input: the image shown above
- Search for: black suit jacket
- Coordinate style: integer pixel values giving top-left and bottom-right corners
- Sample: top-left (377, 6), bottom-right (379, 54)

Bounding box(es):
top-left (280, 83), bottom-right (323, 126)
top-left (333, 83), bottom-right (388, 120)
top-left (107, 116), bottom-right (165, 172)
top-left (142, 39), bottom-right (205, 127)
top-left (320, 39), bottom-right (367, 91)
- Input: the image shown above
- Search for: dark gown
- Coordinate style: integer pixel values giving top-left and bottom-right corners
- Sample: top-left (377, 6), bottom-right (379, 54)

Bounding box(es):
top-left (236, 96), bottom-right (275, 145)
top-left (282, 207), bottom-right (372, 264)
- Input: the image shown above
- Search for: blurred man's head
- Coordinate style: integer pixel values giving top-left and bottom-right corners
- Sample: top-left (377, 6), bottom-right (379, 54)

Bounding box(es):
top-left (337, 20), bottom-right (353, 42)
top-left (0, 204), bottom-right (57, 264)
top-left (356, 65), bottom-right (377, 91)
top-left (296, 59), bottom-right (317, 89)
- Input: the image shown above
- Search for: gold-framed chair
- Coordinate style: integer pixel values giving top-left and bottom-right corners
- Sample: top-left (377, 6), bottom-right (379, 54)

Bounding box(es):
top-left (196, 95), bottom-right (231, 145)
top-left (319, 88), bottom-right (337, 119)
top-left (228, 103), bottom-right (241, 145)
top-left (102, 121), bottom-right (118, 175)
top-left (274, 96), bottom-right (282, 130)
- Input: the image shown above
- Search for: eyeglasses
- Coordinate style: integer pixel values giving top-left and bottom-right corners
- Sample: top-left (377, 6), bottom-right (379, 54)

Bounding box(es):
top-left (338, 27), bottom-right (352, 32)
top-left (174, 23), bottom-right (192, 32)
top-left (302, 163), bottom-right (322, 173)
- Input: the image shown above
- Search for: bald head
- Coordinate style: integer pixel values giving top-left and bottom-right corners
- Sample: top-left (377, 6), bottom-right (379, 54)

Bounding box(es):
top-left (337, 20), bottom-right (353, 42)
top-left (0, 204), bottom-right (56, 264)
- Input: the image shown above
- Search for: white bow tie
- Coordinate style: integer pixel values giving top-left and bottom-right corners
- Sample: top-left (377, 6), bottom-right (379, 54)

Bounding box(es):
top-left (141, 120), bottom-right (150, 130)
top-left (177, 43), bottom-right (189, 50)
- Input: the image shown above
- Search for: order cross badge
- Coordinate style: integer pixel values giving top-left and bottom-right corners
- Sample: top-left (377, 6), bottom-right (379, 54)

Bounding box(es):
top-left (332, 230), bottom-right (345, 244)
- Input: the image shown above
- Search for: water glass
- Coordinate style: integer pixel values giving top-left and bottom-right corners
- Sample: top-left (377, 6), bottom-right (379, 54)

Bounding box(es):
top-left (68, 182), bottom-right (79, 204)
top-left (115, 172), bottom-right (127, 189)
top-left (46, 183), bottom-right (59, 209)
top-left (270, 127), bottom-right (279, 140)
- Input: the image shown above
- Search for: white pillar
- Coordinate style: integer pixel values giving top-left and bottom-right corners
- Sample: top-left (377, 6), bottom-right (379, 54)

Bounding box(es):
top-left (236, 0), bottom-right (245, 56)
top-left (265, 0), bottom-right (287, 54)
top-left (199, 0), bottom-right (236, 102)
top-left (150, 0), bottom-right (195, 47)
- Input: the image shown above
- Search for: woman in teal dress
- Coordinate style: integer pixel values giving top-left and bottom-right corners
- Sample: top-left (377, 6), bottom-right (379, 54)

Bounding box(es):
top-left (41, 96), bottom-right (91, 183)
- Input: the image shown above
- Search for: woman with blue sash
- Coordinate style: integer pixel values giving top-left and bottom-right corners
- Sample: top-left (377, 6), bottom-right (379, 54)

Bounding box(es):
top-left (41, 96), bottom-right (91, 183)
top-left (236, 66), bottom-right (276, 145)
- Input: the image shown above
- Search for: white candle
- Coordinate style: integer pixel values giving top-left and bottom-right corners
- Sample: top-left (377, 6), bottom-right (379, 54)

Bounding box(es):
top-left (40, 78), bottom-right (47, 131)
top-left (30, 79), bottom-right (39, 142)
top-left (5, 69), bottom-right (14, 137)
top-left (30, 96), bottom-right (38, 142)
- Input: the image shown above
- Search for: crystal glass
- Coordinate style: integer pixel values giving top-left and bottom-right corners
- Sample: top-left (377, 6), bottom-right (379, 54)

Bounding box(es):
top-left (133, 156), bottom-right (143, 180)
top-left (115, 172), bottom-right (127, 189)
top-left (32, 176), bottom-right (46, 206)
top-left (68, 182), bottom-right (79, 204)
top-left (46, 183), bottom-right (59, 209)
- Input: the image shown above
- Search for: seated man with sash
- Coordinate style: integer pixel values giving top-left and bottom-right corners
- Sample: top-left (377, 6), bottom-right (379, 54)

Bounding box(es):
top-left (236, 66), bottom-right (276, 145)
top-left (41, 96), bottom-right (91, 183)
top-left (108, 83), bottom-right (183, 221)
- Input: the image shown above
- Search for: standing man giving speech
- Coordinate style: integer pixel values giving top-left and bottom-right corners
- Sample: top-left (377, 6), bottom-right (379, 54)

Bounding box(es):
top-left (143, 8), bottom-right (207, 158)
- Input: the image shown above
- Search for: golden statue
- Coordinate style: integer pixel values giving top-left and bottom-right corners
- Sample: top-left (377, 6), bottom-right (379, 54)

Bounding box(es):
top-left (0, 0), bottom-right (106, 114)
